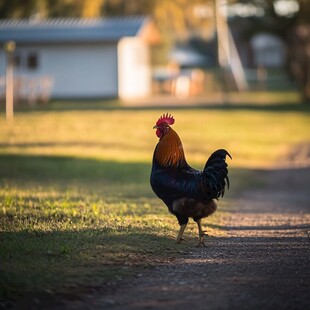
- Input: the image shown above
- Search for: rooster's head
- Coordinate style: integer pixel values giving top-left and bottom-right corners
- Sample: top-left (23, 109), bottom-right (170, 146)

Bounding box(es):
top-left (153, 113), bottom-right (175, 139)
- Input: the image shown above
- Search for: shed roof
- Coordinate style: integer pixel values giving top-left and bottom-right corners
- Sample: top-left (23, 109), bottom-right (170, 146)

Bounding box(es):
top-left (0, 16), bottom-right (149, 44)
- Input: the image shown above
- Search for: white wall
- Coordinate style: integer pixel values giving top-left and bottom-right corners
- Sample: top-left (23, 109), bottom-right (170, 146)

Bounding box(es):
top-left (118, 37), bottom-right (151, 100)
top-left (0, 50), bottom-right (5, 72)
top-left (0, 42), bottom-right (118, 98)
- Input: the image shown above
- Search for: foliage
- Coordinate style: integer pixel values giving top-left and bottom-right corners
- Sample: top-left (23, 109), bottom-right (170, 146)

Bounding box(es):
top-left (0, 0), bottom-right (106, 19)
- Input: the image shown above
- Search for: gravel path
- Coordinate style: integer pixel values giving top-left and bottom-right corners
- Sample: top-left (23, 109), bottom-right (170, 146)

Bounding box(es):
top-left (67, 166), bottom-right (310, 310)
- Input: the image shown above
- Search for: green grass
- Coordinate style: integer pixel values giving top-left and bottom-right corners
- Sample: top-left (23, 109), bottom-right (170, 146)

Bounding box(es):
top-left (1, 103), bottom-right (310, 304)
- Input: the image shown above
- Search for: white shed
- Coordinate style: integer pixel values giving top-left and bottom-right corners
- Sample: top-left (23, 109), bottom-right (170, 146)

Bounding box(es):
top-left (0, 17), bottom-right (159, 101)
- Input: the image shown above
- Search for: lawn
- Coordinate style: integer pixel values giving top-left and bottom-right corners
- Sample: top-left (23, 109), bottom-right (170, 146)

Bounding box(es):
top-left (1, 103), bottom-right (310, 305)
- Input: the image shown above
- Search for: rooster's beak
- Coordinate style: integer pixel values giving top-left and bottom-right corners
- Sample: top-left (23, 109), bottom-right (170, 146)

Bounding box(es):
top-left (153, 125), bottom-right (158, 129)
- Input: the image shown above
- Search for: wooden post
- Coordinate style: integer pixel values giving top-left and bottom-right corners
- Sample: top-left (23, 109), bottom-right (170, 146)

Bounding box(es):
top-left (214, 0), bottom-right (248, 98)
top-left (4, 41), bottom-right (16, 121)
top-left (214, 0), bottom-right (229, 103)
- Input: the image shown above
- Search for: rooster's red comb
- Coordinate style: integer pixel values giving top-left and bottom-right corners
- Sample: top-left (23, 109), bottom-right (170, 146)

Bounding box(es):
top-left (156, 113), bottom-right (175, 126)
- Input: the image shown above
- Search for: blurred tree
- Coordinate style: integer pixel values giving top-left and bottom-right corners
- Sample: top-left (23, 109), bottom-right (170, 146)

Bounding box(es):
top-left (103, 0), bottom-right (153, 16)
top-left (0, 0), bottom-right (38, 18)
top-left (0, 0), bottom-right (107, 18)
top-left (44, 0), bottom-right (106, 18)
top-left (287, 0), bottom-right (310, 101)
top-left (81, 0), bottom-right (105, 17)
top-left (151, 0), bottom-right (216, 65)
top-left (1, 0), bottom-right (309, 98)
top-left (0, 0), bottom-right (215, 32)
top-left (225, 0), bottom-right (310, 101)
top-left (153, 0), bottom-right (215, 38)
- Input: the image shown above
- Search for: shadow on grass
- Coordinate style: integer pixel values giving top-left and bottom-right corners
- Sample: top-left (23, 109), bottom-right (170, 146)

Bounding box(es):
top-left (0, 227), bottom-right (185, 305)
top-left (2, 154), bottom-right (310, 303)
top-left (1, 101), bottom-right (310, 114)
top-left (0, 154), bottom-right (151, 184)
top-left (0, 154), bottom-right (253, 195)
top-left (2, 153), bottom-right (310, 196)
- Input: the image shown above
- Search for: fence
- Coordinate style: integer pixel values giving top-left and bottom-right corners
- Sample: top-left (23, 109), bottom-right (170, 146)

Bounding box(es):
top-left (0, 75), bottom-right (54, 104)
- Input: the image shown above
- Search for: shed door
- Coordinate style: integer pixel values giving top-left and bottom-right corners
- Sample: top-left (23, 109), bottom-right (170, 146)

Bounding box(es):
top-left (118, 38), bottom-right (151, 100)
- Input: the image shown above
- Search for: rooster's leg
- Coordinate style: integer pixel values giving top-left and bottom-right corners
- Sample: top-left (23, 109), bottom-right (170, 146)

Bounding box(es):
top-left (196, 219), bottom-right (207, 247)
top-left (176, 224), bottom-right (187, 243)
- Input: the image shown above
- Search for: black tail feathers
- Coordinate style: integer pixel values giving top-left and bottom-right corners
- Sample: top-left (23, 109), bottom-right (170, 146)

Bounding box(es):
top-left (203, 149), bottom-right (231, 199)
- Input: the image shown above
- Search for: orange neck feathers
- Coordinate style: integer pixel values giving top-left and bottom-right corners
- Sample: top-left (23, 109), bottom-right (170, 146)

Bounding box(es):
top-left (154, 128), bottom-right (187, 168)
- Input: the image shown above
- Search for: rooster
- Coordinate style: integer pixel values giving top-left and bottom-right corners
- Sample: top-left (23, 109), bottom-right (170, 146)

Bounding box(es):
top-left (150, 113), bottom-right (231, 247)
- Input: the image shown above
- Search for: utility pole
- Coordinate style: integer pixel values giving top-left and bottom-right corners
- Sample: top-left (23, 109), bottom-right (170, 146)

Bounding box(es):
top-left (215, 0), bottom-right (230, 69)
top-left (214, 0), bottom-right (248, 97)
top-left (4, 41), bottom-right (16, 121)
top-left (214, 0), bottom-right (230, 103)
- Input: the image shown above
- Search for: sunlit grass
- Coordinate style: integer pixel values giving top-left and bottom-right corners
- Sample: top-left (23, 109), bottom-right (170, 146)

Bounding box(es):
top-left (1, 108), bottom-right (310, 166)
top-left (0, 104), bottom-right (310, 302)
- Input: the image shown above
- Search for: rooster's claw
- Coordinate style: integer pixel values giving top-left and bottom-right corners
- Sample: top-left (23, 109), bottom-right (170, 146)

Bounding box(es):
top-left (196, 235), bottom-right (207, 247)
top-left (196, 240), bottom-right (207, 247)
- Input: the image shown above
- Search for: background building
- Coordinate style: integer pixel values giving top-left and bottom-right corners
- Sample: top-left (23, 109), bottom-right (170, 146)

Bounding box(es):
top-left (0, 17), bottom-right (159, 101)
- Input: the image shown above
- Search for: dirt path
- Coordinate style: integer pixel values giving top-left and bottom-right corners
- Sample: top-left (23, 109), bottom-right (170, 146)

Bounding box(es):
top-left (66, 166), bottom-right (310, 310)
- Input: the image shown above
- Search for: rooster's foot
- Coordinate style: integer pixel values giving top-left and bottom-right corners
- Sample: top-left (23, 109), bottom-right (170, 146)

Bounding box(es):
top-left (196, 234), bottom-right (207, 247)
top-left (176, 237), bottom-right (186, 244)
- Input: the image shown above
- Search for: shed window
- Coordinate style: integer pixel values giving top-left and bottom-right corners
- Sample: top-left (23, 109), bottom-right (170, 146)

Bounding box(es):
top-left (27, 53), bottom-right (38, 70)
top-left (11, 50), bottom-right (40, 71)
